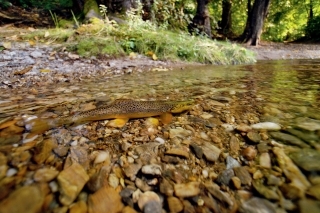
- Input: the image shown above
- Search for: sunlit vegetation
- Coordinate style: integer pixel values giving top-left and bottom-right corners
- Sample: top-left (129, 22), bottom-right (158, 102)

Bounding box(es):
top-left (22, 5), bottom-right (255, 65)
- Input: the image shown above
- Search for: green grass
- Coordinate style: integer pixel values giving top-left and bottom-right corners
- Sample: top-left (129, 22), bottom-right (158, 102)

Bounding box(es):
top-left (22, 17), bottom-right (256, 65)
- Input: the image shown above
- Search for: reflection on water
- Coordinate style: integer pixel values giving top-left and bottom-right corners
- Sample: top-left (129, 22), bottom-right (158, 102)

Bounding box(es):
top-left (0, 59), bottom-right (319, 127)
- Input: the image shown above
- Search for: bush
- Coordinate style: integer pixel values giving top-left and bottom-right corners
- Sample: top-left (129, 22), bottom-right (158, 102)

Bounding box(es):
top-left (18, 0), bottom-right (72, 10)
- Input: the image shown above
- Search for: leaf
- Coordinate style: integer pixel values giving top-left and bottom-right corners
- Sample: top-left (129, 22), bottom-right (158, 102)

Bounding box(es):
top-left (2, 42), bottom-right (11, 49)
top-left (129, 52), bottom-right (137, 59)
top-left (14, 66), bottom-right (33, 75)
top-left (44, 31), bottom-right (50, 38)
top-left (40, 69), bottom-right (51, 73)
top-left (29, 40), bottom-right (36, 46)
top-left (152, 54), bottom-right (158, 60)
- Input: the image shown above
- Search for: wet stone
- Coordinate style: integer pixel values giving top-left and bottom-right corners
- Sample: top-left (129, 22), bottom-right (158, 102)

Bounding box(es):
top-left (233, 167), bottom-right (252, 186)
top-left (251, 122), bottom-right (281, 131)
top-left (57, 162), bottom-right (89, 206)
top-left (88, 186), bottom-right (124, 213)
top-left (216, 169), bottom-right (234, 186)
top-left (229, 135), bottom-right (240, 154)
top-left (202, 142), bottom-right (221, 162)
top-left (141, 164), bottom-right (162, 176)
top-left (0, 184), bottom-right (44, 213)
top-left (240, 197), bottom-right (276, 213)
top-left (160, 178), bottom-right (174, 197)
top-left (289, 149), bottom-right (320, 172)
top-left (33, 138), bottom-right (57, 164)
top-left (286, 128), bottom-right (319, 145)
top-left (138, 191), bottom-right (161, 213)
top-left (247, 131), bottom-right (261, 143)
top-left (270, 132), bottom-right (310, 148)
top-left (190, 143), bottom-right (203, 159)
top-left (295, 117), bottom-right (320, 132)
top-left (69, 200), bottom-right (87, 213)
top-left (252, 179), bottom-right (279, 200)
top-left (53, 145), bottom-right (69, 157)
top-left (259, 152), bottom-right (271, 169)
top-left (169, 127), bottom-right (192, 139)
top-left (242, 146), bottom-right (257, 160)
top-left (306, 184), bottom-right (320, 200)
top-left (174, 182), bottom-right (200, 198)
top-left (165, 148), bottom-right (189, 158)
top-left (167, 196), bottom-right (183, 213)
top-left (34, 167), bottom-right (59, 182)
top-left (298, 199), bottom-right (320, 213)
top-left (226, 156), bottom-right (241, 169)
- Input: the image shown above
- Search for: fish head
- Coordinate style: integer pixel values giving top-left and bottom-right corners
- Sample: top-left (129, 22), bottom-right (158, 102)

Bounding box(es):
top-left (170, 100), bottom-right (195, 113)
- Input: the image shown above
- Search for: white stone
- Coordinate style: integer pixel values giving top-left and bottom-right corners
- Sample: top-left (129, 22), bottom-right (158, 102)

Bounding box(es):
top-left (155, 137), bottom-right (165, 144)
top-left (141, 164), bottom-right (162, 175)
top-left (6, 168), bottom-right (18, 177)
top-left (251, 122), bottom-right (281, 131)
top-left (94, 151), bottom-right (110, 164)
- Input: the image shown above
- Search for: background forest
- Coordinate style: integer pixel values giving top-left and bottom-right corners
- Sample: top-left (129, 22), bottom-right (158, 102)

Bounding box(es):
top-left (1, 0), bottom-right (319, 42)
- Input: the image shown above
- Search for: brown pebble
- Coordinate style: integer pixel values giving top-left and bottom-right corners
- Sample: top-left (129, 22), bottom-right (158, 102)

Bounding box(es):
top-left (69, 200), bottom-right (87, 213)
top-left (231, 176), bottom-right (241, 189)
top-left (242, 147), bottom-right (257, 161)
top-left (167, 196), bottom-right (183, 213)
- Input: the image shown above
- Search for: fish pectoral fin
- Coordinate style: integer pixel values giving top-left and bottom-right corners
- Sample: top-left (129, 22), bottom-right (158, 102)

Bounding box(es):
top-left (107, 118), bottom-right (129, 128)
top-left (160, 112), bottom-right (173, 124)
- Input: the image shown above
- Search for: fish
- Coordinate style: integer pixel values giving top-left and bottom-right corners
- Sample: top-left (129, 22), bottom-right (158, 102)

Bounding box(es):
top-left (25, 99), bottom-right (194, 134)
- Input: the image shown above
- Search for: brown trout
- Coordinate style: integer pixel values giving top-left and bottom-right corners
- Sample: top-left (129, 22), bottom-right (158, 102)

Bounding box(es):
top-left (25, 99), bottom-right (194, 134)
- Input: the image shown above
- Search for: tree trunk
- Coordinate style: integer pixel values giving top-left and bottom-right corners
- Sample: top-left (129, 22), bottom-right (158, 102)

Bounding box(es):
top-left (219, 0), bottom-right (232, 35)
top-left (188, 0), bottom-right (212, 38)
top-left (239, 0), bottom-right (270, 46)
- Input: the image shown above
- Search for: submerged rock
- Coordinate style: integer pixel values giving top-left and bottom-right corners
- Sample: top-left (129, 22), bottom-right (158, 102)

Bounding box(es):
top-left (240, 197), bottom-right (276, 213)
top-left (270, 132), bottom-right (310, 148)
top-left (289, 149), bottom-right (320, 172)
top-left (0, 184), bottom-right (45, 213)
top-left (57, 162), bottom-right (89, 205)
top-left (251, 122), bottom-right (281, 131)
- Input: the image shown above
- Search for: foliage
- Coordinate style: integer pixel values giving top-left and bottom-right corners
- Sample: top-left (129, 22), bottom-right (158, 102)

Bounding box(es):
top-left (305, 15), bottom-right (320, 40)
top-left (152, 0), bottom-right (194, 30)
top-left (18, 0), bottom-right (72, 10)
top-left (0, 0), bottom-right (10, 9)
top-left (22, 4), bottom-right (255, 64)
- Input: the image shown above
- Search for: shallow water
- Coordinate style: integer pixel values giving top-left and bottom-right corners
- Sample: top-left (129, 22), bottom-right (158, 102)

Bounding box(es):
top-left (0, 59), bottom-right (320, 127)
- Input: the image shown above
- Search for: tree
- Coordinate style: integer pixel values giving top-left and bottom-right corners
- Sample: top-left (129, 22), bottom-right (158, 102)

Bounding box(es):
top-left (239, 0), bottom-right (271, 45)
top-left (219, 0), bottom-right (232, 35)
top-left (188, 0), bottom-right (212, 37)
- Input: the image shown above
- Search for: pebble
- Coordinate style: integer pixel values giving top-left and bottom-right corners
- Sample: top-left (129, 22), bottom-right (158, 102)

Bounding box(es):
top-left (242, 146), bottom-right (257, 160)
top-left (295, 117), bottom-right (320, 131)
top-left (252, 179), bottom-right (279, 200)
top-left (57, 162), bottom-right (89, 205)
top-left (247, 131), bottom-right (261, 143)
top-left (6, 168), bottom-right (17, 177)
top-left (251, 122), bottom-right (281, 130)
top-left (174, 182), bottom-right (200, 198)
top-left (69, 200), bottom-right (87, 213)
top-left (231, 176), bottom-right (242, 189)
top-left (0, 184), bottom-right (45, 213)
top-left (94, 151), bottom-right (110, 164)
top-left (160, 178), bottom-right (174, 197)
top-left (88, 186), bottom-right (124, 213)
top-left (108, 173), bottom-right (120, 188)
top-left (202, 142), bottom-right (221, 162)
top-left (154, 137), bottom-right (165, 144)
top-left (141, 164), bottom-right (162, 176)
top-left (34, 167), bottom-right (59, 182)
top-left (236, 123), bottom-right (252, 132)
top-left (299, 199), bottom-right (320, 213)
top-left (169, 127), bottom-right (192, 139)
top-left (138, 191), bottom-right (161, 213)
top-left (166, 148), bottom-right (189, 158)
top-left (270, 132), bottom-right (309, 148)
top-left (190, 143), bottom-right (203, 159)
top-left (167, 196), bottom-right (184, 213)
top-left (216, 169), bottom-right (235, 185)
top-left (226, 156), bottom-right (241, 169)
top-left (233, 167), bottom-right (252, 185)
top-left (229, 135), bottom-right (240, 154)
top-left (240, 197), bottom-right (276, 213)
top-left (289, 149), bottom-right (320, 172)
top-left (135, 178), bottom-right (153, 192)
top-left (259, 152), bottom-right (271, 169)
